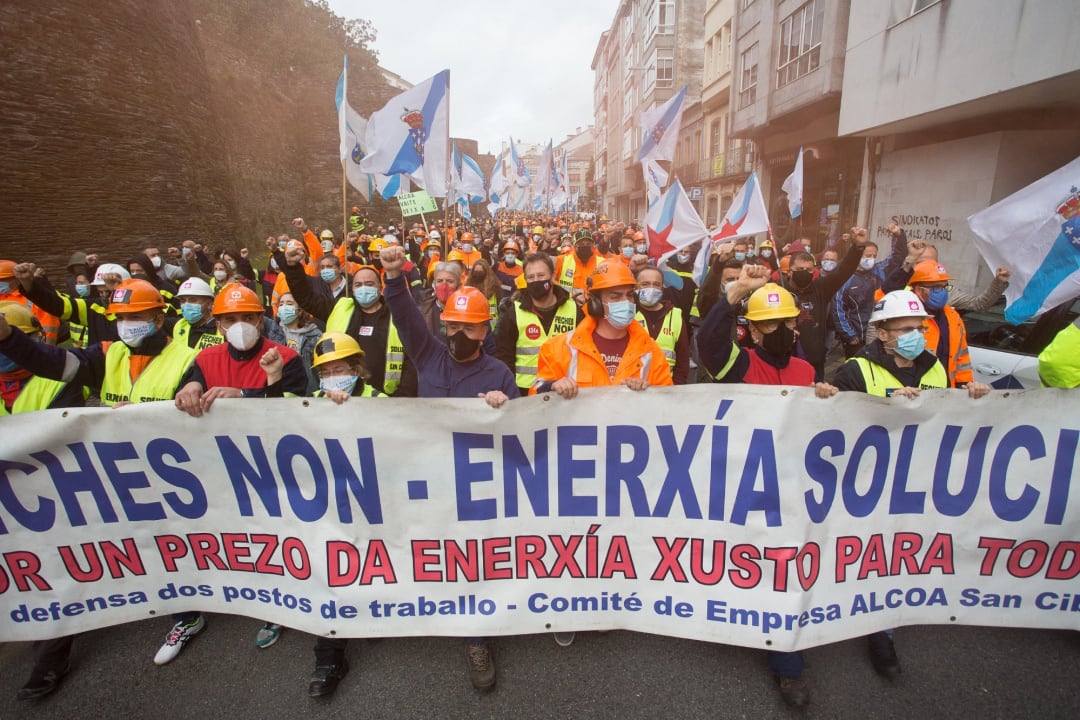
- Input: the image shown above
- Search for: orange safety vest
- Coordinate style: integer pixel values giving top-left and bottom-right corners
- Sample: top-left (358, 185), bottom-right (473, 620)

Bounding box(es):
top-left (923, 305), bottom-right (972, 388)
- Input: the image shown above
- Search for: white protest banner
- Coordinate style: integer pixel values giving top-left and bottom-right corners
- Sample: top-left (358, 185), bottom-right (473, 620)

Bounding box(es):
top-left (398, 190), bottom-right (438, 217)
top-left (1, 386), bottom-right (1077, 650)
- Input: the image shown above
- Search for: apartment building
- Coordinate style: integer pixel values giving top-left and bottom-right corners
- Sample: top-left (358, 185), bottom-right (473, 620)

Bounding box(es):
top-left (592, 0), bottom-right (706, 222)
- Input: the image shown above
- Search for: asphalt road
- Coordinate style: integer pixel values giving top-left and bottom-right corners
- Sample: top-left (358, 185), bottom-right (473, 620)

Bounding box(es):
top-left (2, 616), bottom-right (1078, 719)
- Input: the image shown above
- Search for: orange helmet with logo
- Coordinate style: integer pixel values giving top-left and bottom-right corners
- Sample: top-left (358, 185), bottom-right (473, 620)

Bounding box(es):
top-left (212, 283), bottom-right (263, 316)
top-left (440, 286), bottom-right (491, 323)
top-left (502, 239), bottom-right (521, 253)
top-left (586, 260), bottom-right (636, 293)
top-left (106, 279), bottom-right (167, 315)
top-left (460, 231), bottom-right (476, 244)
top-left (909, 260), bottom-right (950, 285)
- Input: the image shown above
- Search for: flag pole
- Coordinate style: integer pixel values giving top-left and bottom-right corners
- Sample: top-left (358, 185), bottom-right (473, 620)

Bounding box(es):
top-left (442, 79), bottom-right (452, 254)
top-left (342, 163), bottom-right (347, 239)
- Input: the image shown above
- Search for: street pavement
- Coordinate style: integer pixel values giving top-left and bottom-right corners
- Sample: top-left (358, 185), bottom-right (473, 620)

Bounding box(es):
top-left (1, 615), bottom-right (1078, 719)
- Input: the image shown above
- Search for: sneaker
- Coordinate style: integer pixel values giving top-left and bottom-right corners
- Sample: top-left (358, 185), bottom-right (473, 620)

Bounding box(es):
top-left (254, 623), bottom-right (282, 649)
top-left (308, 660), bottom-right (349, 698)
top-left (868, 631), bottom-right (901, 678)
top-left (552, 632), bottom-right (576, 647)
top-left (464, 641), bottom-right (496, 690)
top-left (776, 675), bottom-right (810, 708)
top-left (17, 661), bottom-right (71, 701)
top-left (154, 615), bottom-right (205, 665)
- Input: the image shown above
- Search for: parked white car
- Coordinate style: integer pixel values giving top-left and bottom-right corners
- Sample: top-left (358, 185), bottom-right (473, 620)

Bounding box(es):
top-left (962, 296), bottom-right (1080, 389)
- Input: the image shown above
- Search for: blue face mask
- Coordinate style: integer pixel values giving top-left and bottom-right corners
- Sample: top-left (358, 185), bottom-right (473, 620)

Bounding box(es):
top-left (354, 286), bottom-right (379, 308)
top-left (75, 284), bottom-right (90, 297)
top-left (734, 252), bottom-right (746, 262)
top-left (605, 300), bottom-right (637, 329)
top-left (0, 281), bottom-right (10, 295)
top-left (180, 302), bottom-right (204, 325)
top-left (277, 304), bottom-right (297, 326)
top-left (893, 329), bottom-right (926, 360)
top-left (925, 287), bottom-right (949, 311)
top-left (320, 268), bottom-right (338, 283)
top-left (621, 247), bottom-right (634, 258)
top-left (0, 353), bottom-right (19, 373)
top-left (760, 249), bottom-right (773, 258)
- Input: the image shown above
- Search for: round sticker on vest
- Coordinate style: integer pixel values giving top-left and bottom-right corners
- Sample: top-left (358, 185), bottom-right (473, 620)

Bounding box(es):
top-left (524, 324), bottom-right (541, 340)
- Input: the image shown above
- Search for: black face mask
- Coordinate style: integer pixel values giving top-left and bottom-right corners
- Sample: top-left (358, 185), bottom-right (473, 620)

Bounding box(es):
top-left (575, 246), bottom-right (593, 263)
top-left (527, 279), bottom-right (552, 300)
top-left (447, 330), bottom-right (480, 361)
top-left (790, 269), bottom-right (813, 288)
top-left (371, 257), bottom-right (383, 270)
top-left (760, 322), bottom-right (796, 359)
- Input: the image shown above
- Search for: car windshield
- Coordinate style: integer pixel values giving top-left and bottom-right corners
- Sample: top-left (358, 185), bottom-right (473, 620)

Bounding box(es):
top-left (962, 296), bottom-right (1080, 356)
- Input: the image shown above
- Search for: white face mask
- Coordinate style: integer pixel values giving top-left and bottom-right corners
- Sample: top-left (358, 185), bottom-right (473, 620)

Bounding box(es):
top-left (150, 255), bottom-right (163, 269)
top-left (226, 259), bottom-right (237, 270)
top-left (225, 322), bottom-right (260, 351)
top-left (638, 287), bottom-right (663, 307)
top-left (321, 240), bottom-right (334, 253)
top-left (116, 319), bottom-right (157, 348)
top-left (213, 270), bottom-right (228, 282)
top-left (320, 375), bottom-right (358, 394)
top-left (860, 257), bottom-right (876, 271)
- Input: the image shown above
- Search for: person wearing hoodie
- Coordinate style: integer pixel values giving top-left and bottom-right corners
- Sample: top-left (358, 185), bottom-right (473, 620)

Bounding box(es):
top-left (276, 291), bottom-right (323, 394)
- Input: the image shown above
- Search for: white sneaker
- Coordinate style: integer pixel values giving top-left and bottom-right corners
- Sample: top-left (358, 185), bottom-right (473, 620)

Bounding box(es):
top-left (154, 615), bottom-right (205, 665)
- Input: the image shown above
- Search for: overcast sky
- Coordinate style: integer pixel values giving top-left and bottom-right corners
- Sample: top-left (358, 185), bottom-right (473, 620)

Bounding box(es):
top-left (327, 0), bottom-right (621, 156)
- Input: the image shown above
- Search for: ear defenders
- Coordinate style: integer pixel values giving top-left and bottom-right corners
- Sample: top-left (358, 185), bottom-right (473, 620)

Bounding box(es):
top-left (586, 275), bottom-right (603, 318)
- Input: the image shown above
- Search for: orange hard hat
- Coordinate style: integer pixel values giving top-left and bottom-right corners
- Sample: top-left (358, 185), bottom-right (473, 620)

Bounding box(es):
top-left (106, 278), bottom-right (167, 315)
top-left (909, 260), bottom-right (950, 285)
top-left (461, 232), bottom-right (475, 244)
top-left (502, 239), bottom-right (520, 252)
top-left (633, 230), bottom-right (646, 241)
top-left (440, 286), bottom-right (492, 323)
top-left (212, 283), bottom-right (263, 315)
top-left (0, 259), bottom-right (15, 278)
top-left (586, 260), bottom-right (636, 292)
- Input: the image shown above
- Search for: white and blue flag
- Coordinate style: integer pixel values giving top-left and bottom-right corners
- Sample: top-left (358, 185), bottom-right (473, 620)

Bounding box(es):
top-left (334, 56), bottom-right (373, 201)
top-left (359, 70), bottom-right (450, 198)
top-left (969, 155), bottom-right (1080, 324)
top-left (637, 85), bottom-right (687, 164)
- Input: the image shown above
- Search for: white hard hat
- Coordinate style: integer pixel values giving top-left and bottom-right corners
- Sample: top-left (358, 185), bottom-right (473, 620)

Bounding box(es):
top-left (383, 234), bottom-right (400, 245)
top-left (869, 290), bottom-right (930, 325)
top-left (91, 263), bottom-right (131, 286)
top-left (176, 277), bottom-right (214, 298)
top-left (430, 230), bottom-right (441, 239)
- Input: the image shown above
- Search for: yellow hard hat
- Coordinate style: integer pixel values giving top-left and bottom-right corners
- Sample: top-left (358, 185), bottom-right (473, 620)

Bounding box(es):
top-left (744, 283), bottom-right (799, 321)
top-left (0, 301), bottom-right (39, 334)
top-left (368, 237), bottom-right (389, 253)
top-left (311, 332), bottom-right (364, 368)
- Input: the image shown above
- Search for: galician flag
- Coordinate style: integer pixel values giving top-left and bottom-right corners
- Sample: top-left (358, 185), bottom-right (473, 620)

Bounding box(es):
top-left (643, 158), bottom-right (669, 209)
top-left (781, 147), bottom-right (803, 219)
top-left (645, 179), bottom-right (709, 265)
top-left (359, 70), bottom-right (450, 198)
top-left (637, 85), bottom-right (687, 163)
top-left (969, 155), bottom-right (1080, 324)
top-left (692, 173), bottom-right (773, 285)
top-left (334, 56), bottom-right (373, 201)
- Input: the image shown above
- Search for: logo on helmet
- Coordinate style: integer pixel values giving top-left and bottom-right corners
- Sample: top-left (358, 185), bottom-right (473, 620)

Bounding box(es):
top-left (454, 295), bottom-right (469, 309)
top-left (767, 292), bottom-right (780, 306)
top-left (908, 301), bottom-right (921, 311)
top-left (229, 290), bottom-right (243, 300)
top-left (112, 288), bottom-right (132, 304)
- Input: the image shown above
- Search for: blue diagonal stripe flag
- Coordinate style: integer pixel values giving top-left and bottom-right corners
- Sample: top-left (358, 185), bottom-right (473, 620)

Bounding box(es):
top-left (637, 85), bottom-right (687, 163)
top-left (359, 70), bottom-right (450, 198)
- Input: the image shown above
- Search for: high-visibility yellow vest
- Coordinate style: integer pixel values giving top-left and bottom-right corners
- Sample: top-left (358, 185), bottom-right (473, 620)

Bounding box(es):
top-left (326, 298), bottom-right (404, 395)
top-left (101, 339), bottom-right (196, 406)
top-left (851, 357), bottom-right (947, 397)
top-left (635, 306), bottom-right (683, 371)
top-left (0, 375), bottom-right (77, 415)
top-left (513, 299), bottom-right (578, 388)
